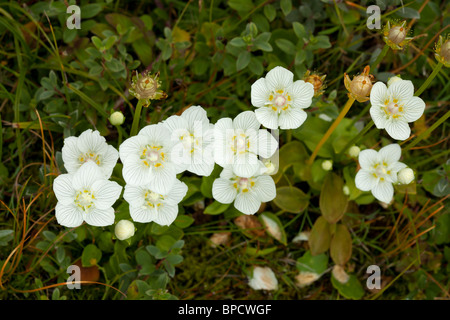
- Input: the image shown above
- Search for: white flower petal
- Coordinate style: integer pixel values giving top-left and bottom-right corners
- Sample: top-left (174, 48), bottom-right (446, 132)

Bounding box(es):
top-left (153, 205), bottom-right (178, 226)
top-left (252, 175), bottom-right (276, 202)
top-left (122, 154), bottom-right (153, 186)
top-left (278, 107), bottom-right (307, 130)
top-left (255, 107), bottom-right (279, 129)
top-left (379, 144), bottom-right (402, 164)
top-left (265, 66), bottom-right (293, 91)
top-left (388, 79), bottom-right (414, 102)
top-left (181, 105), bottom-right (209, 131)
top-left (385, 119), bottom-right (411, 141)
top-left (358, 149), bottom-right (379, 170)
top-left (233, 152), bottom-right (259, 178)
top-left (163, 115), bottom-right (189, 141)
top-left (234, 191), bottom-right (261, 215)
top-left (165, 180), bottom-right (188, 205)
top-left (403, 96), bottom-right (425, 122)
top-left (72, 162), bottom-right (104, 190)
top-left (92, 180), bottom-right (122, 209)
top-left (370, 82), bottom-right (388, 106)
top-left (84, 207), bottom-right (115, 227)
top-left (77, 129), bottom-right (107, 154)
top-left (251, 78), bottom-right (270, 108)
top-left (53, 174), bottom-right (76, 205)
top-left (148, 164), bottom-right (176, 194)
top-left (219, 165), bottom-right (235, 179)
top-left (355, 169), bottom-right (378, 192)
top-left (289, 80), bottom-right (314, 109)
top-left (372, 181), bottom-right (394, 203)
top-left (389, 161), bottom-right (407, 173)
top-left (212, 178), bottom-right (237, 204)
top-left (233, 111), bottom-right (260, 131)
top-left (138, 123), bottom-right (172, 147)
top-left (119, 134), bottom-right (150, 163)
top-left (62, 136), bottom-right (80, 173)
top-left (130, 206), bottom-right (157, 223)
top-left (100, 145), bottom-right (119, 178)
top-left (188, 160), bottom-right (215, 176)
top-left (123, 185), bottom-right (145, 207)
top-left (370, 105), bottom-right (387, 129)
top-left (55, 203), bottom-right (84, 228)
top-left (257, 130), bottom-right (278, 158)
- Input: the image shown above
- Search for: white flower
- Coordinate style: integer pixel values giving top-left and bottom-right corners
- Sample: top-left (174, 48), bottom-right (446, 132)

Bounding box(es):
top-left (322, 160), bottom-right (333, 171)
top-left (212, 166), bottom-right (276, 215)
top-left (370, 79), bottom-right (426, 140)
top-left (62, 129), bottom-right (119, 179)
top-left (119, 123), bottom-right (186, 194)
top-left (53, 162), bottom-right (122, 227)
top-left (162, 106), bottom-right (215, 176)
top-left (355, 144), bottom-right (407, 203)
top-left (214, 111), bottom-right (278, 178)
top-left (348, 145), bottom-right (361, 158)
top-left (123, 178), bottom-right (188, 226)
top-left (248, 266), bottom-right (278, 291)
top-left (115, 220), bottom-right (135, 240)
top-left (251, 66), bottom-right (314, 129)
top-left (398, 167), bottom-right (414, 184)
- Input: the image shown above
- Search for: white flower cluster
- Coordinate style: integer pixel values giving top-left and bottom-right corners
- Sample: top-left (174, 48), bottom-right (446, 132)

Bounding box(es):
top-left (53, 66), bottom-right (315, 228)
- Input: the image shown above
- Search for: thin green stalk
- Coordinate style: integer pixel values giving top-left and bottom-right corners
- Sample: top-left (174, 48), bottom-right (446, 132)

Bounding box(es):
top-left (404, 109), bottom-right (450, 152)
top-left (130, 100), bottom-right (145, 137)
top-left (338, 120), bottom-right (374, 156)
top-left (308, 97), bottom-right (356, 164)
top-left (414, 62), bottom-right (443, 97)
top-left (415, 149), bottom-right (450, 168)
top-left (370, 44), bottom-right (390, 71)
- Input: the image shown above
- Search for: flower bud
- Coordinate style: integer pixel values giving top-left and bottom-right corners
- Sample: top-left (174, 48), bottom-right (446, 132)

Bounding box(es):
top-left (263, 160), bottom-right (276, 175)
top-left (109, 111), bottom-right (125, 126)
top-left (322, 160), bottom-right (333, 171)
top-left (397, 167), bottom-right (414, 185)
top-left (435, 35), bottom-right (450, 68)
top-left (348, 145), bottom-right (360, 158)
top-left (388, 26), bottom-right (407, 45)
top-left (129, 71), bottom-right (167, 105)
top-left (248, 266), bottom-right (278, 291)
top-left (387, 75), bottom-right (402, 87)
top-left (344, 66), bottom-right (373, 102)
top-left (114, 220), bottom-right (135, 241)
top-left (304, 71), bottom-right (327, 97)
top-left (332, 265), bottom-right (349, 284)
top-left (343, 185), bottom-right (350, 196)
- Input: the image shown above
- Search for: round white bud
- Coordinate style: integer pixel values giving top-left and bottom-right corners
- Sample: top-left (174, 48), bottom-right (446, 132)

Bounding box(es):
top-left (398, 168), bottom-right (414, 185)
top-left (114, 220), bottom-right (135, 241)
top-left (109, 111), bottom-right (125, 126)
top-left (322, 160), bottom-right (333, 171)
top-left (348, 145), bottom-right (360, 158)
top-left (387, 75), bottom-right (402, 87)
top-left (343, 185), bottom-right (350, 196)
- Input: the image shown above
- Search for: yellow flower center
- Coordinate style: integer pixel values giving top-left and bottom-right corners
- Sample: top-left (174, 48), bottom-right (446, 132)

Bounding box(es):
top-left (74, 189), bottom-right (95, 212)
top-left (144, 190), bottom-right (164, 209)
top-left (141, 145), bottom-right (165, 168)
top-left (267, 89), bottom-right (291, 113)
top-left (79, 152), bottom-right (101, 166)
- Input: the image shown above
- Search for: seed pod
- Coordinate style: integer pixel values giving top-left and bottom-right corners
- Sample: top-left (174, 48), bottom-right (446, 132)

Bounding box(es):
top-left (344, 66), bottom-right (373, 102)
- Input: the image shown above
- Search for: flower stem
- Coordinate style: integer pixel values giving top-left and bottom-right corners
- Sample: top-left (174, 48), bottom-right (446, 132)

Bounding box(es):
top-left (130, 100), bottom-right (145, 137)
top-left (307, 96), bottom-right (356, 165)
top-left (414, 62), bottom-right (443, 97)
top-left (370, 44), bottom-right (390, 71)
top-left (404, 109), bottom-right (450, 152)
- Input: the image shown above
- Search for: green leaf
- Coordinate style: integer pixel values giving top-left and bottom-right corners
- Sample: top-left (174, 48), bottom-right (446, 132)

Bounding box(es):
top-left (200, 164), bottom-right (221, 198)
top-left (228, 0), bottom-right (254, 13)
top-left (296, 250), bottom-right (328, 274)
top-left (331, 274), bottom-right (365, 300)
top-left (273, 140), bottom-right (309, 183)
top-left (293, 22), bottom-right (307, 39)
top-left (236, 50), bottom-right (251, 71)
top-left (156, 235), bottom-right (177, 252)
top-left (320, 173), bottom-right (348, 224)
top-left (273, 186), bottom-right (309, 213)
top-left (275, 38), bottom-right (296, 54)
top-left (81, 3), bottom-right (103, 19)
top-left (173, 215), bottom-right (195, 229)
top-left (295, 50), bottom-right (306, 65)
top-left (280, 0), bottom-right (292, 16)
top-left (229, 37), bottom-right (247, 47)
top-left (264, 4), bottom-right (276, 21)
top-left (397, 7), bottom-right (420, 19)
top-left (91, 36), bottom-right (102, 50)
top-left (435, 213), bottom-right (450, 245)
top-left (204, 201), bottom-right (231, 215)
top-left (330, 224), bottom-right (352, 265)
top-left (308, 216), bottom-right (332, 256)
top-left (81, 244), bottom-right (102, 267)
